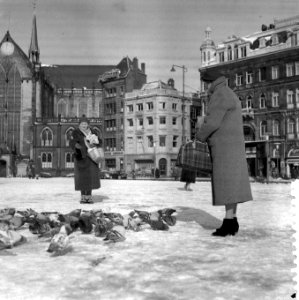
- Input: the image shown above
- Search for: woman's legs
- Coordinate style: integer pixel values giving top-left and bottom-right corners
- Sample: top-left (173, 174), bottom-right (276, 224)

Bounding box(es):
top-left (225, 203), bottom-right (237, 219)
top-left (80, 190), bottom-right (93, 203)
top-left (212, 203), bottom-right (239, 237)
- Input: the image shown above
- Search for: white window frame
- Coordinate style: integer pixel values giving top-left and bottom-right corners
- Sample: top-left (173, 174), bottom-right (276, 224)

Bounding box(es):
top-left (246, 72), bottom-right (253, 84)
top-left (259, 95), bottom-right (266, 109)
top-left (286, 63), bottom-right (293, 77)
top-left (271, 66), bottom-right (279, 80)
top-left (236, 74), bottom-right (243, 86)
top-left (272, 92), bottom-right (279, 107)
top-left (260, 122), bottom-right (267, 137)
top-left (273, 120), bottom-right (279, 136)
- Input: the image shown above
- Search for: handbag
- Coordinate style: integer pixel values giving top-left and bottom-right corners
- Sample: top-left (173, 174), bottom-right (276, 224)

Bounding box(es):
top-left (176, 140), bottom-right (212, 174)
top-left (84, 137), bottom-right (104, 164)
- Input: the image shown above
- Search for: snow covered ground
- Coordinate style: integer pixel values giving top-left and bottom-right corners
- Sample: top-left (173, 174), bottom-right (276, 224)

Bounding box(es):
top-left (0, 178), bottom-right (296, 300)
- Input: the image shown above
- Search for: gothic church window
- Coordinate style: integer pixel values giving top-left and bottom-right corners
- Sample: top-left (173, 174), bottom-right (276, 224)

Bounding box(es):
top-left (41, 128), bottom-right (53, 146)
top-left (41, 152), bottom-right (52, 168)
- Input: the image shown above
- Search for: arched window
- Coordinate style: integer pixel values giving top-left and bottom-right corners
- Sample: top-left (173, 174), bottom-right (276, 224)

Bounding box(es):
top-left (234, 44), bottom-right (238, 59)
top-left (227, 46), bottom-right (232, 61)
top-left (41, 128), bottom-right (53, 146)
top-left (259, 94), bottom-right (266, 109)
top-left (65, 152), bottom-right (74, 168)
top-left (273, 120), bottom-right (280, 136)
top-left (260, 121), bottom-right (267, 137)
top-left (65, 127), bottom-right (74, 147)
top-left (246, 96), bottom-right (252, 109)
top-left (243, 125), bottom-right (255, 141)
top-left (41, 152), bottom-right (52, 168)
top-left (57, 98), bottom-right (67, 117)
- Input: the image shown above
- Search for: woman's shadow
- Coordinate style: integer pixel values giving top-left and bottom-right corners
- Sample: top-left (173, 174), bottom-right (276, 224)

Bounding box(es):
top-left (175, 206), bottom-right (222, 230)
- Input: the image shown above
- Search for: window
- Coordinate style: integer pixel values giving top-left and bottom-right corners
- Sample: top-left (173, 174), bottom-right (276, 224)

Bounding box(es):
top-left (57, 99), bottom-right (67, 117)
top-left (105, 138), bottom-right (116, 151)
top-left (105, 119), bottom-right (116, 131)
top-left (147, 116), bottom-right (153, 125)
top-left (246, 96), bottom-right (252, 109)
top-left (272, 66), bottom-right (279, 79)
top-left (219, 51), bottom-right (224, 62)
top-left (227, 46), bottom-right (232, 61)
top-left (259, 67), bottom-right (266, 81)
top-left (273, 120), bottom-right (280, 136)
top-left (127, 104), bottom-right (134, 112)
top-left (138, 118), bottom-right (143, 127)
top-left (159, 136), bottom-right (166, 147)
top-left (287, 90), bottom-right (294, 107)
top-left (173, 136), bottom-right (178, 148)
top-left (259, 94), bottom-right (266, 109)
top-left (236, 73), bottom-right (243, 86)
top-left (240, 46), bottom-right (247, 58)
top-left (127, 119), bottom-right (133, 127)
top-left (172, 103), bottom-right (177, 111)
top-left (203, 52), bottom-right (206, 62)
top-left (296, 89), bottom-right (299, 106)
top-left (65, 153), bottom-right (74, 168)
top-left (65, 128), bottom-right (74, 147)
top-left (137, 103), bottom-right (143, 111)
top-left (246, 72), bottom-right (253, 84)
top-left (295, 62), bottom-right (299, 75)
top-left (105, 159), bottom-right (116, 168)
top-left (234, 45), bottom-right (238, 59)
top-left (260, 121), bottom-right (267, 137)
top-left (105, 88), bottom-right (117, 98)
top-left (41, 152), bottom-right (52, 168)
top-left (147, 102), bottom-right (153, 110)
top-left (147, 136), bottom-right (153, 147)
top-left (288, 119), bottom-right (295, 134)
top-left (159, 102), bottom-right (166, 109)
top-left (105, 103), bottom-right (116, 114)
top-left (272, 92), bottom-right (279, 107)
top-left (159, 116), bottom-right (166, 125)
top-left (291, 34), bottom-right (298, 46)
top-left (41, 128), bottom-right (53, 146)
top-left (286, 63), bottom-right (293, 77)
top-left (172, 117), bottom-right (177, 125)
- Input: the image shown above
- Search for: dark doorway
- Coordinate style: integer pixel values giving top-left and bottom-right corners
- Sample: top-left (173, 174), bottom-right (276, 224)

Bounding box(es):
top-left (0, 160), bottom-right (7, 177)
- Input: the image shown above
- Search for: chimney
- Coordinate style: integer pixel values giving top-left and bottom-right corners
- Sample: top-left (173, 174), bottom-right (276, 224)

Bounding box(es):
top-left (141, 63), bottom-right (145, 73)
top-left (133, 57), bottom-right (138, 70)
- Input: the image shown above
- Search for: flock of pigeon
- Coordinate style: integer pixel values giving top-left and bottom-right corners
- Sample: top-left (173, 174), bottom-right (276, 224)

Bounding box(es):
top-left (0, 207), bottom-right (177, 255)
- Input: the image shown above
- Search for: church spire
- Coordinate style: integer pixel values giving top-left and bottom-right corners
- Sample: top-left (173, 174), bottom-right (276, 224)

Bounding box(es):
top-left (29, 2), bottom-right (39, 63)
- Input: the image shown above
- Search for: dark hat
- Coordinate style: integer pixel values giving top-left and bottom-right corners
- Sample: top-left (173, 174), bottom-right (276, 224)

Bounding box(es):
top-left (201, 69), bottom-right (224, 82)
top-left (79, 115), bottom-right (89, 124)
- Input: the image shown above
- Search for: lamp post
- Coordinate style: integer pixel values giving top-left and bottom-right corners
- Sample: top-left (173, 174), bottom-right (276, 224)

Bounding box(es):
top-left (171, 64), bottom-right (187, 144)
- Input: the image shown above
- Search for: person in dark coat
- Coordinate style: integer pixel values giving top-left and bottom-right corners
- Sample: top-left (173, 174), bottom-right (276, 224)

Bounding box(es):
top-left (180, 168), bottom-right (196, 191)
top-left (70, 116), bottom-right (101, 204)
top-left (196, 69), bottom-right (253, 237)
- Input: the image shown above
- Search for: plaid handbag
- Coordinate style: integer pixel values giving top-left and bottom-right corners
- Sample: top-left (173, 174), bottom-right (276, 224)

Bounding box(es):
top-left (176, 141), bottom-right (212, 174)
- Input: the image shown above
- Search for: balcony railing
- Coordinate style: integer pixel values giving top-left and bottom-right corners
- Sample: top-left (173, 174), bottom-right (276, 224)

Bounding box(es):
top-left (35, 117), bottom-right (102, 124)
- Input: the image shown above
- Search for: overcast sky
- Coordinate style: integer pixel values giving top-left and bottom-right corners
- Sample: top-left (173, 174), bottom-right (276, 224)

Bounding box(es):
top-left (0, 0), bottom-right (298, 92)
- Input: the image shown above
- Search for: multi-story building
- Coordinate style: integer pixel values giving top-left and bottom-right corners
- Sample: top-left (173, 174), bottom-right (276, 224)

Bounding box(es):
top-left (98, 57), bottom-right (147, 172)
top-left (199, 15), bottom-right (299, 179)
top-left (124, 80), bottom-right (192, 177)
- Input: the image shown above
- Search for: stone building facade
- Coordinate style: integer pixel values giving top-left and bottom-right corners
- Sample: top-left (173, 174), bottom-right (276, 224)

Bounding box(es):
top-left (199, 15), bottom-right (299, 179)
top-left (124, 80), bottom-right (192, 177)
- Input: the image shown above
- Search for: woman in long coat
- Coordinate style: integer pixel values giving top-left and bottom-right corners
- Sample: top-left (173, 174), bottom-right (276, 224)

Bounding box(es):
top-left (70, 116), bottom-right (101, 204)
top-left (196, 70), bottom-right (252, 237)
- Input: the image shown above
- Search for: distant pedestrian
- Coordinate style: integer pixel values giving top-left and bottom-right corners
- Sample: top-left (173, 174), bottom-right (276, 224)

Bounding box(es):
top-left (180, 167), bottom-right (196, 191)
top-left (196, 69), bottom-right (252, 237)
top-left (154, 168), bottom-right (160, 179)
top-left (70, 115), bottom-right (101, 204)
top-left (26, 160), bottom-right (35, 179)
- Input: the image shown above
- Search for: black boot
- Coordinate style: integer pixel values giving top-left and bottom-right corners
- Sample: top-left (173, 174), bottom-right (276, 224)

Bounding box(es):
top-left (212, 218), bottom-right (238, 237)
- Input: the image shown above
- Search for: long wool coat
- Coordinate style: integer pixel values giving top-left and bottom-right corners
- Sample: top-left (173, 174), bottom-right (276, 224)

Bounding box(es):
top-left (196, 76), bottom-right (252, 206)
top-left (70, 128), bottom-right (101, 191)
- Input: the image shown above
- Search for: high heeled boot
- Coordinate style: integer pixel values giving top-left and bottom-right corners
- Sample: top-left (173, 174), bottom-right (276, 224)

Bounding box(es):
top-left (212, 218), bottom-right (238, 237)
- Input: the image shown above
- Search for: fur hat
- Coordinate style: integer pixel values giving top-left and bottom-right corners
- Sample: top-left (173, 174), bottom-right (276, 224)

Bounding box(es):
top-left (79, 115), bottom-right (89, 124)
top-left (201, 69), bottom-right (224, 82)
